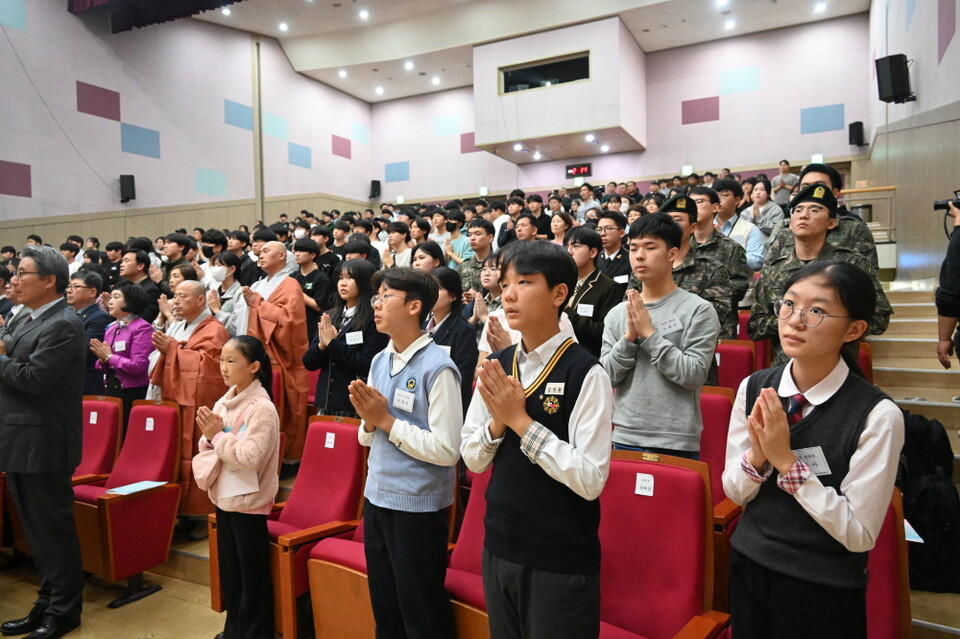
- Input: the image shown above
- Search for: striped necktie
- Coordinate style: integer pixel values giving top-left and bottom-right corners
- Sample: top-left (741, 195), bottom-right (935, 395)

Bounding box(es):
top-left (787, 393), bottom-right (807, 425)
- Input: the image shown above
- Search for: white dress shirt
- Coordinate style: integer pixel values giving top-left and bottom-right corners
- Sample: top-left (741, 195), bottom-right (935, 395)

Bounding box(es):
top-left (722, 358), bottom-right (904, 552)
top-left (461, 330), bottom-right (613, 501)
top-left (357, 332), bottom-right (462, 467)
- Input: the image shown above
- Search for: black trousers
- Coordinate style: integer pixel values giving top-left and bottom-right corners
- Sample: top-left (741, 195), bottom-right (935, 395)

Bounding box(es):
top-left (729, 548), bottom-right (866, 639)
top-left (482, 549), bottom-right (600, 639)
top-left (6, 470), bottom-right (84, 620)
top-left (109, 385), bottom-right (147, 433)
top-left (363, 500), bottom-right (454, 639)
top-left (215, 508), bottom-right (274, 639)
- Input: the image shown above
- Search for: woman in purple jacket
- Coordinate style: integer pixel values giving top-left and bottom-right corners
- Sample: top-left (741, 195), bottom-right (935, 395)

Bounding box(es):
top-left (91, 280), bottom-right (154, 427)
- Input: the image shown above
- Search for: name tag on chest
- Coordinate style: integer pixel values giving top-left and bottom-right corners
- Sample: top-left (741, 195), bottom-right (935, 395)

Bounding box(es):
top-left (545, 383), bottom-right (565, 395)
top-left (656, 315), bottom-right (683, 336)
top-left (576, 303), bottom-right (594, 318)
top-left (114, 340), bottom-right (126, 351)
top-left (393, 388), bottom-right (415, 412)
top-left (792, 446), bottom-right (832, 476)
top-left (613, 274), bottom-right (629, 284)
top-left (345, 331), bottom-right (363, 345)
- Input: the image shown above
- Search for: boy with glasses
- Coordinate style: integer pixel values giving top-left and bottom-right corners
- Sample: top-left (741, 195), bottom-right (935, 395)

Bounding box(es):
top-left (596, 211), bottom-right (631, 293)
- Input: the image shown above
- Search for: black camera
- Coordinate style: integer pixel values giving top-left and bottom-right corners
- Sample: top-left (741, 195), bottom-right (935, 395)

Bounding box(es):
top-left (934, 190), bottom-right (960, 211)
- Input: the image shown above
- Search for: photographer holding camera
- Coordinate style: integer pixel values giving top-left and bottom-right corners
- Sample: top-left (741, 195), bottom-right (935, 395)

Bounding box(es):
top-left (936, 199), bottom-right (960, 368)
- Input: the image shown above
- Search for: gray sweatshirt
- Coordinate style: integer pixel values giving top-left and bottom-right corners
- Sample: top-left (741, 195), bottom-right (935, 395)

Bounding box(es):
top-left (600, 287), bottom-right (720, 452)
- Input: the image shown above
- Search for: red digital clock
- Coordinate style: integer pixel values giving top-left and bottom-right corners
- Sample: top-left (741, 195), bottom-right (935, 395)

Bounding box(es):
top-left (565, 163), bottom-right (592, 178)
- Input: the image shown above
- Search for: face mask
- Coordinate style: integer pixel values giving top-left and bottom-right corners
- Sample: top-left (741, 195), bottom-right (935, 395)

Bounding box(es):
top-left (201, 245), bottom-right (215, 258)
top-left (160, 254), bottom-right (170, 264)
top-left (208, 266), bottom-right (228, 283)
top-left (294, 229), bottom-right (307, 239)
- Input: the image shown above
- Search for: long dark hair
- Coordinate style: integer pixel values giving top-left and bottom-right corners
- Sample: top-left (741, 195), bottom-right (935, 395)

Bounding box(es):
top-left (781, 261), bottom-right (875, 376)
top-left (332, 258), bottom-right (376, 330)
top-left (430, 266), bottom-right (463, 319)
top-left (226, 335), bottom-right (274, 400)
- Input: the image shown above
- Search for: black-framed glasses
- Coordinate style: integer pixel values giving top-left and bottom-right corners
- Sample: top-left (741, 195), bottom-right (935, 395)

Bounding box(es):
top-left (371, 293), bottom-right (412, 306)
top-left (774, 299), bottom-right (850, 327)
top-left (15, 270), bottom-right (40, 278)
top-left (66, 284), bottom-right (93, 290)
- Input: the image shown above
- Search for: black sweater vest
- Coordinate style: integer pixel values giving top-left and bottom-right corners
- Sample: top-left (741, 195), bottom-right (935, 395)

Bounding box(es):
top-left (484, 339), bottom-right (601, 575)
top-left (732, 364), bottom-right (888, 588)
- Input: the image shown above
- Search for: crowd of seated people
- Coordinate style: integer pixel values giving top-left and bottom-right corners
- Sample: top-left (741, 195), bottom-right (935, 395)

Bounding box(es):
top-left (0, 159), bottom-right (902, 639)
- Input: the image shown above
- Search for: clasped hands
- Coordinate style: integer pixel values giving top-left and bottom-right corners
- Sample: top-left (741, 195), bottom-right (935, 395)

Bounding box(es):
top-left (476, 359), bottom-right (531, 439)
top-left (196, 406), bottom-right (225, 441)
top-left (622, 290), bottom-right (654, 342)
top-left (746, 387), bottom-right (797, 475)
top-left (348, 380), bottom-right (394, 433)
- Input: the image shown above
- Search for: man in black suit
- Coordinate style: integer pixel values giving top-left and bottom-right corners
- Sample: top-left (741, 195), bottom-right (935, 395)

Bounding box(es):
top-left (595, 211), bottom-right (631, 295)
top-left (67, 270), bottom-right (110, 396)
top-left (118, 248), bottom-right (160, 323)
top-left (0, 275), bottom-right (29, 350)
top-left (0, 246), bottom-right (86, 639)
top-left (562, 227), bottom-right (625, 357)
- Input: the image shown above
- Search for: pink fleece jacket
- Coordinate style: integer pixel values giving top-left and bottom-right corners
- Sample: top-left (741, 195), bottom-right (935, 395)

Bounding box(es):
top-left (192, 379), bottom-right (280, 515)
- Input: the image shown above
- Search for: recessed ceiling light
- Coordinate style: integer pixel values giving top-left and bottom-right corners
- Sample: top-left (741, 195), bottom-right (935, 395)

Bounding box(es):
top-left (533, 151), bottom-right (542, 160)
top-left (221, 7), bottom-right (231, 16)
top-left (338, 69), bottom-right (347, 78)
top-left (513, 143), bottom-right (523, 152)
top-left (404, 61), bottom-right (414, 71)
top-left (814, 2), bottom-right (826, 13)
top-left (278, 22), bottom-right (289, 31)
top-left (431, 76), bottom-right (440, 86)
top-left (374, 86), bottom-right (384, 96)
top-left (584, 134), bottom-right (595, 142)
top-left (358, 8), bottom-right (369, 20)
top-left (601, 144), bottom-right (610, 153)
top-left (724, 19), bottom-right (735, 30)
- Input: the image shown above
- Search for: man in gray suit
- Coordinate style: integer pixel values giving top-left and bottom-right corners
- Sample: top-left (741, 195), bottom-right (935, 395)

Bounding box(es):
top-left (0, 246), bottom-right (86, 639)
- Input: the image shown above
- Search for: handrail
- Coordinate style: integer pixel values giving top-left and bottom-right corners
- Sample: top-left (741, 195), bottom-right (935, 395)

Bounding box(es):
top-left (841, 186), bottom-right (896, 195)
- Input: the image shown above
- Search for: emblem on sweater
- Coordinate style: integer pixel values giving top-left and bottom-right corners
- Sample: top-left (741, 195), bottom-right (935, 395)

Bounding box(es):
top-left (405, 377), bottom-right (417, 390)
top-left (543, 396), bottom-right (560, 414)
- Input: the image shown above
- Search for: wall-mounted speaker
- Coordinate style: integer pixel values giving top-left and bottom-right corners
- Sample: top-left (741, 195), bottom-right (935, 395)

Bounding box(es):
top-left (848, 121), bottom-right (866, 146)
top-left (875, 54), bottom-right (915, 103)
top-left (369, 179), bottom-right (381, 199)
top-left (120, 174), bottom-right (136, 203)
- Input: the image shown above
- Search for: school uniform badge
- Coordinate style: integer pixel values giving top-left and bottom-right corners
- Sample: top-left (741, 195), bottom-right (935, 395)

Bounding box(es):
top-left (543, 396), bottom-right (560, 414)
top-left (405, 377), bottom-right (417, 391)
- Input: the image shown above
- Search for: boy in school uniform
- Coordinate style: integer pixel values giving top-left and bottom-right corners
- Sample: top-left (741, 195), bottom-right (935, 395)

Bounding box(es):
top-left (347, 267), bottom-right (462, 639)
top-left (600, 213), bottom-right (720, 459)
top-left (461, 241), bottom-right (613, 639)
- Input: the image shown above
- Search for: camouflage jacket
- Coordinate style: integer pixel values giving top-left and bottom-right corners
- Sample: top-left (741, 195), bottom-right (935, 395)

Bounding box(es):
top-left (766, 210), bottom-right (879, 269)
top-left (748, 242), bottom-right (892, 364)
top-left (460, 255), bottom-right (484, 294)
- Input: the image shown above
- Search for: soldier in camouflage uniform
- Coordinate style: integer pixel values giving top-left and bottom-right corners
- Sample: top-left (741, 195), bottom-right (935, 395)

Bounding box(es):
top-left (459, 218), bottom-right (495, 299)
top-left (765, 162), bottom-right (879, 269)
top-left (749, 184), bottom-right (892, 365)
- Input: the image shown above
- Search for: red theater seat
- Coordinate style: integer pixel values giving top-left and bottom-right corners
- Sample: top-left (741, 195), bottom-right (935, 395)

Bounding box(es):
top-left (715, 340), bottom-right (757, 393)
top-left (866, 490), bottom-right (911, 639)
top-left (72, 400), bottom-right (181, 608)
top-left (75, 396), bottom-right (123, 479)
top-left (446, 470), bottom-right (492, 639)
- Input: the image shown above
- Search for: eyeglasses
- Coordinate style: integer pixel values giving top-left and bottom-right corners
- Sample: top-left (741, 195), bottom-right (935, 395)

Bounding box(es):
top-left (596, 226), bottom-right (619, 234)
top-left (774, 299), bottom-right (850, 327)
top-left (66, 284), bottom-right (93, 290)
top-left (15, 270), bottom-right (40, 278)
top-left (371, 293), bottom-right (412, 306)
top-left (791, 204), bottom-right (828, 217)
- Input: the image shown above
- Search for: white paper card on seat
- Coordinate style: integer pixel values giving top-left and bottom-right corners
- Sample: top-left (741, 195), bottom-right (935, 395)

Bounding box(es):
top-left (218, 465), bottom-right (259, 498)
top-left (792, 446), bottom-right (831, 476)
top-left (577, 304), bottom-right (594, 318)
top-left (107, 480), bottom-right (165, 495)
top-left (635, 473), bottom-right (655, 497)
top-left (145, 417), bottom-right (154, 431)
top-left (89, 411), bottom-right (98, 424)
top-left (715, 353), bottom-right (721, 366)
top-left (904, 519), bottom-right (924, 543)
top-left (345, 331), bottom-right (363, 345)
top-left (325, 432), bottom-right (336, 448)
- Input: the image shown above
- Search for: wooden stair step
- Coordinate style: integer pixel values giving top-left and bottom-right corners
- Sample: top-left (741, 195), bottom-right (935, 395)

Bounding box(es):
top-left (882, 318), bottom-right (938, 338)
top-left (873, 357), bottom-right (947, 370)
top-left (884, 290), bottom-right (935, 304)
top-left (889, 302), bottom-right (939, 318)
top-left (868, 337), bottom-right (938, 359)
top-left (875, 367), bottom-right (960, 390)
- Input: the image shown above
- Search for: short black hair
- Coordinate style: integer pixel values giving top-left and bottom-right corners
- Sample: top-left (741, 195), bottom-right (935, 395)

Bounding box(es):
top-left (71, 270), bottom-right (104, 296)
top-left (112, 279), bottom-right (150, 317)
top-left (563, 226), bottom-right (602, 265)
top-left (59, 242), bottom-right (80, 255)
top-left (122, 248), bottom-right (151, 272)
top-left (627, 212), bottom-right (682, 249)
top-left (506, 196), bottom-right (525, 209)
top-left (689, 185), bottom-right (719, 205)
top-left (164, 232), bottom-right (191, 249)
top-left (515, 214), bottom-right (538, 231)
top-left (27, 234), bottom-right (43, 245)
top-left (489, 200), bottom-right (506, 213)
top-left (599, 211), bottom-right (628, 230)
top-left (498, 240), bottom-right (576, 317)
top-left (201, 229), bottom-right (228, 251)
top-left (333, 221), bottom-right (351, 233)
top-left (228, 230), bottom-right (250, 246)
top-left (799, 163), bottom-right (843, 191)
top-left (431, 266), bottom-right (464, 318)
top-left (105, 241), bottom-right (125, 252)
top-left (387, 221), bottom-right (411, 242)
top-left (713, 178), bottom-right (743, 199)
top-left (353, 219), bottom-right (375, 234)
top-left (252, 228), bottom-right (278, 243)
top-left (293, 238), bottom-right (320, 256)
top-left (412, 240), bottom-right (444, 265)
top-left (525, 193), bottom-right (543, 204)
top-left (371, 267), bottom-right (438, 324)
top-left (411, 217), bottom-right (432, 234)
top-left (269, 223), bottom-right (289, 238)
top-left (343, 239), bottom-right (371, 257)
top-left (311, 226), bottom-right (332, 245)
top-left (467, 218), bottom-right (495, 236)
top-left (430, 208), bottom-right (449, 220)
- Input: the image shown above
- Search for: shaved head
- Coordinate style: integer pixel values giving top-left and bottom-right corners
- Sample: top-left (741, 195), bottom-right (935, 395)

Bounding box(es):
top-left (173, 279), bottom-right (207, 322)
top-left (259, 241), bottom-right (287, 276)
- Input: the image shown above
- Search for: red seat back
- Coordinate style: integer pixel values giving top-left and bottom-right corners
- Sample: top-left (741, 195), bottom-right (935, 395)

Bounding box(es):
top-left (448, 470), bottom-right (491, 575)
top-left (866, 492), bottom-right (910, 639)
top-left (104, 403), bottom-right (180, 489)
top-left (716, 340), bottom-right (756, 393)
top-left (699, 387), bottom-right (735, 506)
top-left (76, 398), bottom-right (122, 477)
top-left (737, 311), bottom-right (750, 340)
top-left (858, 342), bottom-right (874, 383)
top-left (599, 455), bottom-right (712, 639)
top-left (278, 420), bottom-right (365, 531)
top-left (307, 368), bottom-right (321, 405)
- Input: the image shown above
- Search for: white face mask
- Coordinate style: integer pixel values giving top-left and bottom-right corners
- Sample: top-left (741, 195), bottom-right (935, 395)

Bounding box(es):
top-left (208, 266), bottom-right (228, 283)
top-left (294, 229), bottom-right (307, 239)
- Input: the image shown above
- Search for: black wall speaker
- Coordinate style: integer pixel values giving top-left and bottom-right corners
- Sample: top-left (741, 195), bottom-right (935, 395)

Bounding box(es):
top-left (848, 121), bottom-right (866, 146)
top-left (120, 175), bottom-right (136, 203)
top-left (875, 54), bottom-right (914, 103)
top-left (369, 179), bottom-right (381, 199)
